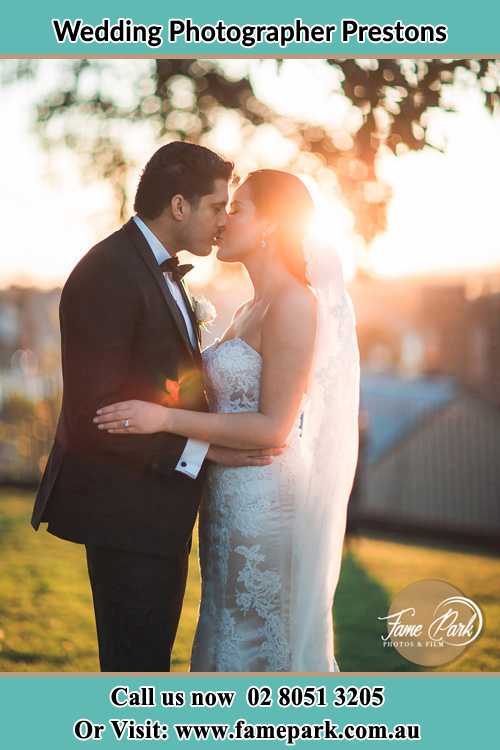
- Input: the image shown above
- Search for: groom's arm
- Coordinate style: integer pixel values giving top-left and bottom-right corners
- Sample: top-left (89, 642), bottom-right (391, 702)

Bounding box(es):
top-left (60, 249), bottom-right (188, 477)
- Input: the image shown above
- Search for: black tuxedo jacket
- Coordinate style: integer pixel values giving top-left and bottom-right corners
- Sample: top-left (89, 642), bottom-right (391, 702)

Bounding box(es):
top-left (31, 218), bottom-right (209, 557)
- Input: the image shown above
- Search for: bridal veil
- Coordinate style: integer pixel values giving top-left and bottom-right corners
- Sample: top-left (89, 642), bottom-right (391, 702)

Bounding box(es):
top-left (289, 232), bottom-right (361, 671)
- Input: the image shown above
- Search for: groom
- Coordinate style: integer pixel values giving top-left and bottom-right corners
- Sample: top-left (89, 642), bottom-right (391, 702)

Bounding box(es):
top-left (31, 142), bottom-right (279, 671)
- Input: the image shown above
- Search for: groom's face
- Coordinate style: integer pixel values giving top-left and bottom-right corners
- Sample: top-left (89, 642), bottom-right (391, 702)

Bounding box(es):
top-left (180, 178), bottom-right (229, 256)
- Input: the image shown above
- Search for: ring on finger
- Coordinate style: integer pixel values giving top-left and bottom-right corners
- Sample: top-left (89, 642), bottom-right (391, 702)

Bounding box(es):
top-left (122, 419), bottom-right (130, 429)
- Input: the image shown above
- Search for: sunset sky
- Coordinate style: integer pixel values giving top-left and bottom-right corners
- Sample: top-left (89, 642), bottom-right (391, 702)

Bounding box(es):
top-left (1, 59), bottom-right (500, 289)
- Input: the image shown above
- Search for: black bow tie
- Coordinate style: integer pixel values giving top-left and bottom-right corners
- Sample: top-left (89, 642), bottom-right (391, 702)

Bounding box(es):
top-left (159, 256), bottom-right (194, 282)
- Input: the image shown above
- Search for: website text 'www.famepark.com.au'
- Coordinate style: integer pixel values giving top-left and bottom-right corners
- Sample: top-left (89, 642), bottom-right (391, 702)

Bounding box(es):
top-left (74, 717), bottom-right (421, 744)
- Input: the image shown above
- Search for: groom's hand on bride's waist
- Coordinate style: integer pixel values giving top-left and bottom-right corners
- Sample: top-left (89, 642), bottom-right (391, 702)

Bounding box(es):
top-left (206, 445), bottom-right (284, 467)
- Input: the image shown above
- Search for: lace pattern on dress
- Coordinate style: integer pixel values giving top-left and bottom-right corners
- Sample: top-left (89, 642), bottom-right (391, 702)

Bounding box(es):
top-left (190, 337), bottom-right (293, 671)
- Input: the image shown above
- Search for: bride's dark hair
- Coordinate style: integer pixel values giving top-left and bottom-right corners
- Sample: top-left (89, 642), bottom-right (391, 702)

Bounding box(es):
top-left (244, 169), bottom-right (315, 285)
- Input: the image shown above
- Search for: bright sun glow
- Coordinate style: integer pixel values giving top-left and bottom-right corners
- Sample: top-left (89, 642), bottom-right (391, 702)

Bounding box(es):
top-left (300, 175), bottom-right (359, 281)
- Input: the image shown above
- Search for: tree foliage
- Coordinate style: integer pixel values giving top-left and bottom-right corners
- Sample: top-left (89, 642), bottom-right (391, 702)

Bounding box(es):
top-left (2, 58), bottom-right (499, 244)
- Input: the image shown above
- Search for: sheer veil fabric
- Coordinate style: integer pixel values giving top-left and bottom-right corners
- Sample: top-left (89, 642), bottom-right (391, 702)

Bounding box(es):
top-left (289, 233), bottom-right (361, 671)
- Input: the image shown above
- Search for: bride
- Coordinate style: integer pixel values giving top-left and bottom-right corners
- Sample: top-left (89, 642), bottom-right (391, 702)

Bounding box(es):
top-left (93, 169), bottom-right (360, 672)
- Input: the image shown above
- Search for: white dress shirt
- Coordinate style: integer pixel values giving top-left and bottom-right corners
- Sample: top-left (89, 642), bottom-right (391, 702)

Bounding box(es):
top-left (133, 215), bottom-right (209, 479)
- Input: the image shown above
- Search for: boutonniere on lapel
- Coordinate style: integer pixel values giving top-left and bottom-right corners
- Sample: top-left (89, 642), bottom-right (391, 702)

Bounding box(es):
top-left (192, 296), bottom-right (217, 333)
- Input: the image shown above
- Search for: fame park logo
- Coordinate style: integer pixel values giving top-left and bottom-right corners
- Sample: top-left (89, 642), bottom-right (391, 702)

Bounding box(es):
top-left (378, 579), bottom-right (484, 667)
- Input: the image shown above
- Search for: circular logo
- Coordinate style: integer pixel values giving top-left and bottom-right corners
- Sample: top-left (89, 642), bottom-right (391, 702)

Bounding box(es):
top-left (378, 579), bottom-right (483, 666)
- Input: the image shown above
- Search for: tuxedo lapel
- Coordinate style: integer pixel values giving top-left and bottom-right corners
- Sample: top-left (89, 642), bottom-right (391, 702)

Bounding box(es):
top-left (124, 219), bottom-right (196, 361)
top-left (179, 278), bottom-right (202, 350)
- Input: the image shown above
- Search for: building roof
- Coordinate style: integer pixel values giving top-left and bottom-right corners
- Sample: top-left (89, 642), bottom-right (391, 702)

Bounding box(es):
top-left (360, 371), bottom-right (458, 463)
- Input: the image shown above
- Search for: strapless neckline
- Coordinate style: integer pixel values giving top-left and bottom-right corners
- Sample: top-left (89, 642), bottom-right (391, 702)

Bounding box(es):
top-left (211, 336), bottom-right (262, 361)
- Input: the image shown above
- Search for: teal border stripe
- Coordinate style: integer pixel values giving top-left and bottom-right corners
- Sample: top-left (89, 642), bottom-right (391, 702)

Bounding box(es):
top-left (0, 675), bottom-right (498, 746)
top-left (0, 1), bottom-right (499, 55)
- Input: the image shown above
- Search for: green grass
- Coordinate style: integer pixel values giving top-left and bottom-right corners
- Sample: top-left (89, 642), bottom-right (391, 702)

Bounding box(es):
top-left (0, 491), bottom-right (498, 672)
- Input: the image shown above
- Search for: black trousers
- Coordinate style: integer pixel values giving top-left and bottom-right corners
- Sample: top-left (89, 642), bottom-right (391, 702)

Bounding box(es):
top-left (85, 543), bottom-right (189, 672)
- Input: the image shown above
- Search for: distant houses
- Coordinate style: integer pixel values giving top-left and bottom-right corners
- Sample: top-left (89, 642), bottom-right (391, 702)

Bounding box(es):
top-left (0, 287), bottom-right (62, 483)
top-left (350, 269), bottom-right (500, 402)
top-left (350, 373), bottom-right (500, 550)
top-left (348, 270), bottom-right (500, 550)
top-left (0, 286), bottom-right (62, 407)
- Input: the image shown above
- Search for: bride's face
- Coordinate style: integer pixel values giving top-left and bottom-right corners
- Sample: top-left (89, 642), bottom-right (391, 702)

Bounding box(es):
top-left (215, 181), bottom-right (268, 263)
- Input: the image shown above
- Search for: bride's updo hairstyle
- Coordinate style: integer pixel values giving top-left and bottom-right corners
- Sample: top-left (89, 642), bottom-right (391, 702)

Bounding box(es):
top-left (244, 170), bottom-right (315, 286)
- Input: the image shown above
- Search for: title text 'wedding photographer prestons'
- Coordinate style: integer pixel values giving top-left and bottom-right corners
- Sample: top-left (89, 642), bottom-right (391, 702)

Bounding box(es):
top-left (51, 17), bottom-right (449, 50)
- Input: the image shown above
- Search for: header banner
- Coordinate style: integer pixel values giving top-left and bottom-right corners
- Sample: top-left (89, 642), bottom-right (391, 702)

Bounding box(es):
top-left (0, 0), bottom-right (499, 56)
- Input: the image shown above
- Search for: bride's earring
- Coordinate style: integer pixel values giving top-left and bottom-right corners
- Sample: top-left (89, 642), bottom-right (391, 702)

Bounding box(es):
top-left (260, 237), bottom-right (267, 250)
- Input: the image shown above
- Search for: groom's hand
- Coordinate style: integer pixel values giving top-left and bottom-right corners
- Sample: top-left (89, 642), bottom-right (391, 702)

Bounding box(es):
top-left (207, 445), bottom-right (284, 467)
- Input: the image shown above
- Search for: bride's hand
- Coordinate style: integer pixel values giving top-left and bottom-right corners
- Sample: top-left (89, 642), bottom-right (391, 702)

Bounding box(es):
top-left (93, 400), bottom-right (172, 434)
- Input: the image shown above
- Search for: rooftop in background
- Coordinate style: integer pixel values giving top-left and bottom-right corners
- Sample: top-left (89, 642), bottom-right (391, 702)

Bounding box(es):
top-left (360, 372), bottom-right (458, 464)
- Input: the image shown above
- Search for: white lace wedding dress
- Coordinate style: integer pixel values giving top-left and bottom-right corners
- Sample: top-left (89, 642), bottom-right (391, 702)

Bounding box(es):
top-left (189, 242), bottom-right (360, 673)
top-left (190, 336), bottom-right (308, 672)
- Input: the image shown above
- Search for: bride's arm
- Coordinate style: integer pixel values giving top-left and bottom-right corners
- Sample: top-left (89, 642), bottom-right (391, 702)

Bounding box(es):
top-left (94, 287), bottom-right (317, 450)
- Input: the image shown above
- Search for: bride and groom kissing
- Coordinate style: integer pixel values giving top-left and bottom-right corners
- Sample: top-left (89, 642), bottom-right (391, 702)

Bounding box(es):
top-left (31, 141), bottom-right (360, 672)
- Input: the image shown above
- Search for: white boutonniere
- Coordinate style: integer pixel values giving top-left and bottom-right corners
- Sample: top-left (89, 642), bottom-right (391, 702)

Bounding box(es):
top-left (193, 296), bottom-right (217, 331)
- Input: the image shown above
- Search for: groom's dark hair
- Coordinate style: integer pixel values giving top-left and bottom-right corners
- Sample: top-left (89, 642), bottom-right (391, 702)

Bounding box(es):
top-left (134, 141), bottom-right (234, 219)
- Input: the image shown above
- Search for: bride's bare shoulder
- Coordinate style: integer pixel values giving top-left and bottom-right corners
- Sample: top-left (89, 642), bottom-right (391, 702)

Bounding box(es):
top-left (265, 282), bottom-right (317, 345)
top-left (273, 282), bottom-right (316, 322)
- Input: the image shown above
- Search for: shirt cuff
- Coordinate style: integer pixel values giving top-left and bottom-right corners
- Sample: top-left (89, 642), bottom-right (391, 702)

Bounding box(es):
top-left (175, 439), bottom-right (210, 479)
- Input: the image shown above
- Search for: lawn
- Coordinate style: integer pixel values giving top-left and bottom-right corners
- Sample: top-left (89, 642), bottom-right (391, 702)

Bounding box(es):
top-left (0, 490), bottom-right (498, 672)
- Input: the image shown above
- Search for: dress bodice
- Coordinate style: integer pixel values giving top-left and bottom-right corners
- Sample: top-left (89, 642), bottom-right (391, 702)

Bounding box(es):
top-left (202, 336), bottom-right (306, 442)
top-left (202, 337), bottom-right (262, 414)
